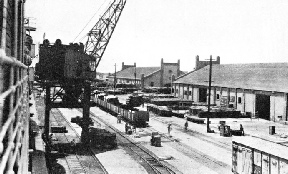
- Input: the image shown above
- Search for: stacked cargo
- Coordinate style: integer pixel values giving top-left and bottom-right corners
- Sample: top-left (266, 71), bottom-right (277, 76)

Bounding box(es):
top-left (150, 132), bottom-right (161, 147)
top-left (126, 95), bottom-right (144, 107)
top-left (147, 104), bottom-right (173, 117)
top-left (89, 127), bottom-right (117, 149)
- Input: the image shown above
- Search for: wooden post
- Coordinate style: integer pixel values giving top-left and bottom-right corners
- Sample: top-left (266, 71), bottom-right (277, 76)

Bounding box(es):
top-left (207, 55), bottom-right (212, 133)
top-left (81, 82), bottom-right (91, 144)
top-left (44, 84), bottom-right (51, 145)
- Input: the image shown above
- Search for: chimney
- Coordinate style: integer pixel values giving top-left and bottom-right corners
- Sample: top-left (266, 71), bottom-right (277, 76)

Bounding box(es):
top-left (141, 74), bottom-right (145, 89)
top-left (216, 56), bottom-right (220, 64)
top-left (122, 62), bottom-right (124, 70)
top-left (160, 58), bottom-right (164, 87)
top-left (195, 55), bottom-right (199, 70)
top-left (177, 59), bottom-right (180, 77)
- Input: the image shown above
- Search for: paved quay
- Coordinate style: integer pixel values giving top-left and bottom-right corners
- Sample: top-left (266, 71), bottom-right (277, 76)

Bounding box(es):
top-left (30, 92), bottom-right (288, 173)
top-left (58, 108), bottom-right (149, 174)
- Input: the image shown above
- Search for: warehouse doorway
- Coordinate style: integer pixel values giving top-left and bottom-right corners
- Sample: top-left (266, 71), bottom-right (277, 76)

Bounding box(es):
top-left (255, 94), bottom-right (270, 120)
top-left (199, 88), bottom-right (207, 102)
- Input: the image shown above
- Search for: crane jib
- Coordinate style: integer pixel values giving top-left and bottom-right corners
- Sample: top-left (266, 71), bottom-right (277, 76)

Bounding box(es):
top-left (84, 0), bottom-right (126, 69)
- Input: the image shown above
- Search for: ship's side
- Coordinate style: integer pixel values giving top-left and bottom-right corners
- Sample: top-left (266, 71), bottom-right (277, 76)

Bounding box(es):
top-left (0, 0), bottom-right (30, 173)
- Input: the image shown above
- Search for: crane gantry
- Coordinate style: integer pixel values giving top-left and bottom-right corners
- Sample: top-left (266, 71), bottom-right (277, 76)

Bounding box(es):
top-left (36, 0), bottom-right (127, 144)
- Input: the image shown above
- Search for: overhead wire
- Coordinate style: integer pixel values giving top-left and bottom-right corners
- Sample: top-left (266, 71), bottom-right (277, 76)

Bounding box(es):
top-left (72, 0), bottom-right (108, 43)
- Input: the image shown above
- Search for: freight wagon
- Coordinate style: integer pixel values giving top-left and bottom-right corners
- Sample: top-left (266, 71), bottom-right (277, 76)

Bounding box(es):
top-left (232, 136), bottom-right (288, 174)
top-left (94, 98), bottom-right (149, 127)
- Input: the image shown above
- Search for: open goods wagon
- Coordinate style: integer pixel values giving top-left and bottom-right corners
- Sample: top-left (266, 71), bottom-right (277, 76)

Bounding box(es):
top-left (95, 98), bottom-right (149, 127)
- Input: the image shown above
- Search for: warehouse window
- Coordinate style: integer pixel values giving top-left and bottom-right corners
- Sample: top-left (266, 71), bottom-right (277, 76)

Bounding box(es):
top-left (184, 91), bottom-right (188, 95)
top-left (150, 82), bottom-right (154, 87)
top-left (238, 97), bottom-right (242, 104)
top-left (176, 89), bottom-right (178, 93)
top-left (189, 91), bottom-right (192, 95)
top-left (216, 94), bottom-right (220, 100)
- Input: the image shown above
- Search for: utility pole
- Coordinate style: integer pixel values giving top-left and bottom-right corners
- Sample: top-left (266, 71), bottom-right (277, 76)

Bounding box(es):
top-left (207, 55), bottom-right (212, 133)
top-left (170, 74), bottom-right (173, 94)
top-left (134, 64), bottom-right (136, 88)
top-left (114, 63), bottom-right (116, 94)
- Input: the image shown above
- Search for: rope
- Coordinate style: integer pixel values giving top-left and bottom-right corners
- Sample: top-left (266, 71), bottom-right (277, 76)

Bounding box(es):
top-left (72, 0), bottom-right (108, 43)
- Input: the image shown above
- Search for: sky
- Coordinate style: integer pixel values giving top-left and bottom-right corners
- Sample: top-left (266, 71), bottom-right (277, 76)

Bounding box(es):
top-left (25, 0), bottom-right (288, 73)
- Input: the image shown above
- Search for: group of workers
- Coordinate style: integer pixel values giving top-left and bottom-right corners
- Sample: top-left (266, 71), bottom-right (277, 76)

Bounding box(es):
top-left (117, 113), bottom-right (190, 136)
top-left (117, 113), bottom-right (136, 134)
top-left (167, 120), bottom-right (189, 136)
top-left (125, 122), bottom-right (136, 134)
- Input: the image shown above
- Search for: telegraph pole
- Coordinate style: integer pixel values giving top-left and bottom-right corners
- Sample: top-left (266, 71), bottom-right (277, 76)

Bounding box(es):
top-left (134, 64), bottom-right (136, 88)
top-left (207, 55), bottom-right (212, 133)
top-left (170, 74), bottom-right (173, 94)
top-left (114, 63), bottom-right (116, 94)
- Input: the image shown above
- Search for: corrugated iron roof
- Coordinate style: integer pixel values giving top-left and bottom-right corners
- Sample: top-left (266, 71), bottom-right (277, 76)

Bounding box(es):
top-left (174, 63), bottom-right (288, 93)
top-left (116, 67), bottom-right (161, 79)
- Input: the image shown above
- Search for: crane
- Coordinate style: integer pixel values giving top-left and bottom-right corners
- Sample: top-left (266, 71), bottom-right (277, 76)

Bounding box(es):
top-left (85, 0), bottom-right (126, 69)
top-left (38, 0), bottom-right (127, 144)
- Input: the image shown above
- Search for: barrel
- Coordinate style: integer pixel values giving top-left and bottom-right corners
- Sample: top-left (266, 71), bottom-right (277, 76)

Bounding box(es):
top-left (269, 126), bottom-right (275, 135)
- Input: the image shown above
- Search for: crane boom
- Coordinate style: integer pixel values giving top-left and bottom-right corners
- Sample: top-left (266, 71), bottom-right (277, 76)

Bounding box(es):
top-left (85, 0), bottom-right (126, 69)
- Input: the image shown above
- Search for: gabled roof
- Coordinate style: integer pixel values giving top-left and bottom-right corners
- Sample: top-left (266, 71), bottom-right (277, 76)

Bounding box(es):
top-left (174, 63), bottom-right (288, 93)
top-left (115, 67), bottom-right (161, 79)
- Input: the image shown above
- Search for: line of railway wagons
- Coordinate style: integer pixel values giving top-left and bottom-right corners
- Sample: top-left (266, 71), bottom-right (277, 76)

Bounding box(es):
top-left (94, 97), bottom-right (149, 127)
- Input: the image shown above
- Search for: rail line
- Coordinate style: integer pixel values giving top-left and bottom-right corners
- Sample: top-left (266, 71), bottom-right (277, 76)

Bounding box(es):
top-left (90, 103), bottom-right (231, 173)
top-left (85, 109), bottom-right (180, 174)
top-left (50, 108), bottom-right (108, 174)
top-left (142, 123), bottom-right (231, 173)
top-left (149, 113), bottom-right (231, 150)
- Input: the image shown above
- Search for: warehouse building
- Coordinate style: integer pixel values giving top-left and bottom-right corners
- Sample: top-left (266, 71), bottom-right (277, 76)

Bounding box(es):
top-left (109, 58), bottom-right (185, 88)
top-left (173, 59), bottom-right (288, 122)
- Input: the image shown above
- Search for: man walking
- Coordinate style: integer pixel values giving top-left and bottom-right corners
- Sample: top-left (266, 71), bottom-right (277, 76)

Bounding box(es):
top-left (168, 123), bottom-right (172, 136)
top-left (117, 113), bottom-right (122, 123)
top-left (184, 120), bottom-right (188, 131)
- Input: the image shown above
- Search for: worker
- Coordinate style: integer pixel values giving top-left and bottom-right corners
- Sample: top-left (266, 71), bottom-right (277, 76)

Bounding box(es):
top-left (184, 120), bottom-right (188, 131)
top-left (132, 124), bottom-right (136, 133)
top-left (70, 139), bottom-right (77, 153)
top-left (127, 126), bottom-right (132, 135)
top-left (125, 122), bottom-right (129, 134)
top-left (168, 123), bottom-right (172, 136)
top-left (117, 113), bottom-right (122, 123)
top-left (240, 124), bottom-right (244, 136)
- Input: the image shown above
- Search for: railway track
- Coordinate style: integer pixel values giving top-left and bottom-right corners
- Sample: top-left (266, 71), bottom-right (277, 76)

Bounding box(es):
top-left (49, 108), bottom-right (108, 174)
top-left (85, 109), bottom-right (180, 174)
top-left (141, 121), bottom-right (231, 173)
top-left (88, 102), bottom-right (232, 173)
top-left (93, 101), bottom-right (231, 173)
top-left (149, 113), bottom-right (231, 151)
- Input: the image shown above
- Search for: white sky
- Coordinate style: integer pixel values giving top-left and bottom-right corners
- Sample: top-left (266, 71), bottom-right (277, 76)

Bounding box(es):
top-left (25, 0), bottom-right (288, 73)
